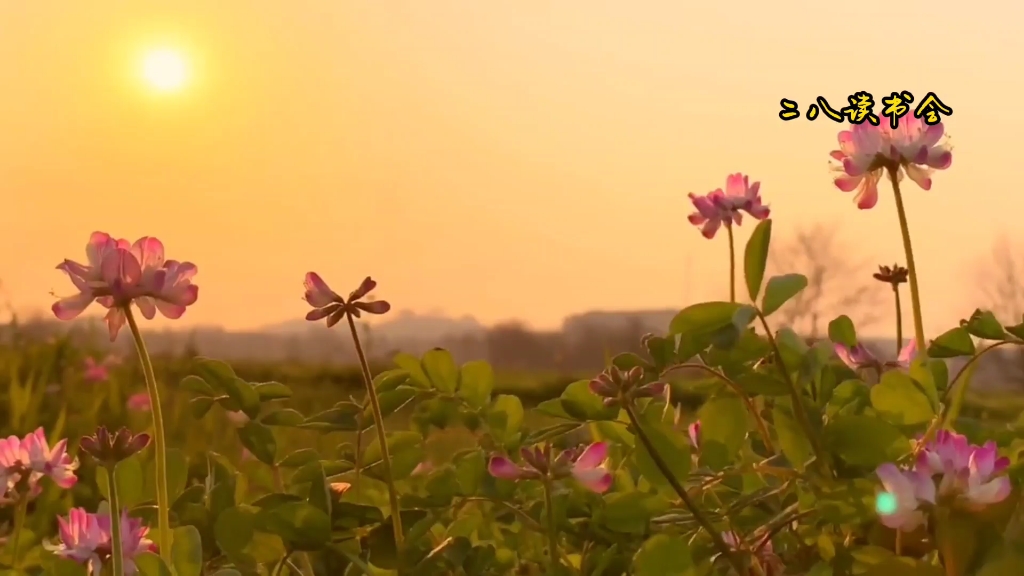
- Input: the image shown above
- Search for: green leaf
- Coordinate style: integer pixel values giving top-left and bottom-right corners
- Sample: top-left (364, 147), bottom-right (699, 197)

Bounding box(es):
top-left (214, 505), bottom-right (257, 556)
top-left (870, 370), bottom-right (935, 426)
top-left (421, 348), bottom-right (459, 393)
top-left (277, 448), bottom-right (320, 468)
top-left (828, 315), bottom-right (858, 347)
top-left (928, 327), bottom-right (976, 358)
top-left (743, 219), bottom-right (772, 301)
top-left (97, 453), bottom-right (146, 510)
top-left (732, 372), bottom-right (790, 396)
top-left (49, 558), bottom-right (90, 576)
top-left (237, 422), bottom-right (277, 466)
top-left (375, 386), bottom-right (417, 420)
top-left (934, 508), bottom-right (982, 576)
top-left (633, 410), bottom-right (690, 492)
top-left (632, 534), bottom-right (694, 576)
top-left (760, 273), bottom-right (808, 316)
top-left (170, 525), bottom-right (203, 576)
top-left (457, 360), bottom-right (494, 408)
top-left (599, 492), bottom-right (671, 534)
top-left (669, 301), bottom-right (744, 336)
top-left (964, 309), bottom-right (1007, 340)
top-left (559, 380), bottom-right (618, 422)
top-left (193, 357), bottom-right (237, 389)
top-left (486, 395), bottom-right (524, 445)
top-left (134, 553), bottom-right (173, 576)
top-left (304, 461), bottom-right (332, 519)
top-left (374, 369), bottom-right (410, 393)
top-left (189, 397), bottom-right (216, 419)
top-left (823, 415), bottom-right (909, 468)
top-left (180, 375), bottom-right (215, 396)
top-left (301, 402), bottom-right (361, 431)
top-left (261, 408), bottom-right (305, 427)
top-left (254, 501), bottom-right (332, 551)
top-left (696, 392), bottom-right (748, 470)
top-left (253, 381), bottom-right (293, 401)
top-left (773, 402), bottom-right (814, 472)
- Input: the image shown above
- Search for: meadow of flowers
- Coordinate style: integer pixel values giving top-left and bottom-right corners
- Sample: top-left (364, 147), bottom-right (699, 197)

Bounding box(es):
top-left (3, 116), bottom-right (1024, 575)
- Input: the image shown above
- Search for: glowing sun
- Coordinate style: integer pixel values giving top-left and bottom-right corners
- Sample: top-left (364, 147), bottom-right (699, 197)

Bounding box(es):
top-left (142, 49), bottom-right (188, 92)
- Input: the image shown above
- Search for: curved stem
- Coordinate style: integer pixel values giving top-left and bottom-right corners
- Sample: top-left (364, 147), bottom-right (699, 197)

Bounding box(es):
top-left (271, 552), bottom-right (293, 576)
top-left (124, 307), bottom-right (172, 564)
top-left (622, 403), bottom-right (745, 574)
top-left (756, 312), bottom-right (827, 466)
top-left (10, 495), bottom-right (28, 568)
top-left (727, 225), bottom-right (736, 303)
top-left (542, 479), bottom-right (560, 572)
top-left (893, 287), bottom-right (903, 356)
top-left (888, 169), bottom-right (926, 357)
top-left (345, 314), bottom-right (403, 551)
top-left (109, 467), bottom-right (126, 576)
top-left (662, 362), bottom-right (774, 455)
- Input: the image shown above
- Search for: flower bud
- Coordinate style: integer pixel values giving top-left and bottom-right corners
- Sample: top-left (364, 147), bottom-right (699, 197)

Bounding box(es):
top-left (80, 426), bottom-right (150, 468)
top-left (632, 381), bottom-right (667, 399)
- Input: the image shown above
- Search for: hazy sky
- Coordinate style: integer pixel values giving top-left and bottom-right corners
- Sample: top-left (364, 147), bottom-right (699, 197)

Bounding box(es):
top-left (1, 2), bottom-right (1021, 337)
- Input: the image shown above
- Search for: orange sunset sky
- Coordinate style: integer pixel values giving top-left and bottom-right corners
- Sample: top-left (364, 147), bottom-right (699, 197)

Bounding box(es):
top-left (1, 2), bottom-right (1021, 337)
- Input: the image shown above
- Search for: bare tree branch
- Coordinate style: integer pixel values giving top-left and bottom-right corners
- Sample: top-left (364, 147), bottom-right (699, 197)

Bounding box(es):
top-left (767, 222), bottom-right (883, 339)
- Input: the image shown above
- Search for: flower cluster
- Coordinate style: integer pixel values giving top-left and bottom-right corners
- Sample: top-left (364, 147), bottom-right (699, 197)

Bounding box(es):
top-left (876, 431), bottom-right (1011, 532)
top-left (588, 365), bottom-right (666, 406)
top-left (830, 116), bottom-right (952, 209)
top-left (52, 233), bottom-right (199, 340)
top-left (834, 340), bottom-right (916, 373)
top-left (303, 273), bottom-right (390, 328)
top-left (687, 173), bottom-right (770, 239)
top-left (488, 442), bottom-right (613, 493)
top-left (46, 508), bottom-right (156, 575)
top-left (0, 428), bottom-right (78, 503)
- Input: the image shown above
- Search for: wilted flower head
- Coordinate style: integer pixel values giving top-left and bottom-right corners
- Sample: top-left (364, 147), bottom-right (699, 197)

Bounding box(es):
top-left (688, 420), bottom-right (701, 449)
top-left (488, 442), bottom-right (612, 493)
top-left (46, 508), bottom-right (156, 575)
top-left (873, 263), bottom-right (909, 287)
top-left (79, 427), bottom-right (150, 468)
top-left (834, 340), bottom-right (916, 372)
top-left (0, 427), bottom-right (79, 501)
top-left (303, 273), bottom-right (391, 328)
top-left (126, 392), bottom-right (151, 412)
top-left (588, 365), bottom-right (665, 406)
top-left (917, 430), bottom-right (1011, 511)
top-left (52, 233), bottom-right (199, 340)
top-left (875, 463), bottom-right (935, 532)
top-left (687, 173), bottom-right (770, 239)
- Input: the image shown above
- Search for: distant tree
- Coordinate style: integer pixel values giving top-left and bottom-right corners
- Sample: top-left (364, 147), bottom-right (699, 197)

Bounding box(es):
top-left (767, 222), bottom-right (883, 339)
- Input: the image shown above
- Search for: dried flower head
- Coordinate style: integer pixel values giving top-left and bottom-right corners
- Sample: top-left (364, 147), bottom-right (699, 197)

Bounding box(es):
top-left (873, 263), bottom-right (909, 287)
top-left (79, 427), bottom-right (151, 467)
top-left (303, 273), bottom-right (391, 328)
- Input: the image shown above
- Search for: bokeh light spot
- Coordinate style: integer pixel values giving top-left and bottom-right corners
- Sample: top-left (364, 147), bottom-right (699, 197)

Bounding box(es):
top-left (875, 492), bottom-right (898, 515)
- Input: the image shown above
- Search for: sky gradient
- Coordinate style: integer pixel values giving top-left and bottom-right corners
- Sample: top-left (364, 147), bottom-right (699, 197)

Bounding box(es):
top-left (2, 2), bottom-right (1021, 337)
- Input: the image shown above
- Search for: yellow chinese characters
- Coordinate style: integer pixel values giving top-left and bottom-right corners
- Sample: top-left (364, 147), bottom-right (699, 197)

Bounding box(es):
top-left (780, 92), bottom-right (952, 128)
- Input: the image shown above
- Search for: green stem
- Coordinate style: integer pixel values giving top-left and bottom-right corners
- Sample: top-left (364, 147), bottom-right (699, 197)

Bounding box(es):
top-left (727, 224), bottom-right (736, 303)
top-left (271, 552), bottom-right (294, 576)
top-left (622, 404), bottom-right (745, 575)
top-left (272, 467), bottom-right (314, 576)
top-left (888, 169), bottom-right (926, 357)
top-left (345, 314), bottom-right (403, 551)
top-left (123, 307), bottom-right (172, 564)
top-left (756, 312), bottom-right (827, 467)
top-left (109, 467), bottom-right (126, 576)
top-left (10, 495), bottom-right (28, 568)
top-left (542, 479), bottom-right (560, 572)
top-left (893, 287), bottom-right (903, 356)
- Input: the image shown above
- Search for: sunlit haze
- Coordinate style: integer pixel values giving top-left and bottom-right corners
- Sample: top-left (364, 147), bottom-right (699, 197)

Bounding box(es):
top-left (1, 2), bottom-right (1021, 336)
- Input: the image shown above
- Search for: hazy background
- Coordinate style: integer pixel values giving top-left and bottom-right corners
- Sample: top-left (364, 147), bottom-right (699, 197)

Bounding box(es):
top-left (2, 1), bottom-right (1022, 343)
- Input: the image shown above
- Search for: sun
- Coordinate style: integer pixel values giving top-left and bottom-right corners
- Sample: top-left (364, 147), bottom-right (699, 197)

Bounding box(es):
top-left (142, 49), bottom-right (189, 93)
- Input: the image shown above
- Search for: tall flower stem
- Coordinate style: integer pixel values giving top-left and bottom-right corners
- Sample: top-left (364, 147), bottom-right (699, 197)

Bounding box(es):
top-left (124, 307), bottom-right (171, 563)
top-left (109, 468), bottom-right (126, 576)
top-left (893, 286), bottom-right (903, 356)
top-left (345, 314), bottom-right (403, 551)
top-left (11, 495), bottom-right (29, 568)
top-left (542, 478), bottom-right (560, 572)
top-left (888, 169), bottom-right (926, 356)
top-left (726, 225), bottom-right (737, 303)
top-left (622, 404), bottom-right (744, 574)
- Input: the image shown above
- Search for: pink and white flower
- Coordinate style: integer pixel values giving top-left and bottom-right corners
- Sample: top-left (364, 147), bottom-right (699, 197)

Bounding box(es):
top-left (687, 173), bottom-right (770, 239)
top-left (488, 442), bottom-right (613, 493)
top-left (875, 462), bottom-right (935, 532)
top-left (303, 273), bottom-right (391, 328)
top-left (0, 428), bottom-right (79, 501)
top-left (126, 392), bottom-right (151, 412)
top-left (887, 116), bottom-right (953, 191)
top-left (918, 431), bottom-right (1011, 510)
top-left (46, 507), bottom-right (156, 575)
top-left (52, 233), bottom-right (199, 340)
